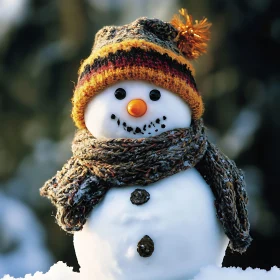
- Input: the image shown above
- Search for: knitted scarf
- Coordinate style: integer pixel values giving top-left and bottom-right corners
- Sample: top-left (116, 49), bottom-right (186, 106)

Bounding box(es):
top-left (40, 119), bottom-right (252, 253)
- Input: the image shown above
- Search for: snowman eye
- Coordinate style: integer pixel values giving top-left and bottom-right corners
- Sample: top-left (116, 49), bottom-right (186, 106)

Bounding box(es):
top-left (149, 89), bottom-right (161, 101)
top-left (114, 88), bottom-right (126, 100)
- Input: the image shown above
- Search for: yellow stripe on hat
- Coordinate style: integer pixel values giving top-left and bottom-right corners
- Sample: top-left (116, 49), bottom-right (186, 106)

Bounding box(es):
top-left (78, 39), bottom-right (195, 77)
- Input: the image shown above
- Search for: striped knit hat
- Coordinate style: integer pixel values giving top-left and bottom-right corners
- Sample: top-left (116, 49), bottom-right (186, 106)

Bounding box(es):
top-left (72, 9), bottom-right (211, 129)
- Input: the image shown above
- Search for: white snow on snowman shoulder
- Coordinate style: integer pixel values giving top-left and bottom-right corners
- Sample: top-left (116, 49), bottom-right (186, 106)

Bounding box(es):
top-left (84, 80), bottom-right (192, 139)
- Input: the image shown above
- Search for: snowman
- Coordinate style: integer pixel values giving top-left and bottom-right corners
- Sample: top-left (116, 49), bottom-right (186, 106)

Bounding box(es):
top-left (41, 9), bottom-right (251, 280)
top-left (74, 80), bottom-right (229, 280)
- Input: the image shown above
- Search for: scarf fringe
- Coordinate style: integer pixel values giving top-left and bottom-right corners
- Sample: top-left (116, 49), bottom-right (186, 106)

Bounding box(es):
top-left (196, 141), bottom-right (252, 253)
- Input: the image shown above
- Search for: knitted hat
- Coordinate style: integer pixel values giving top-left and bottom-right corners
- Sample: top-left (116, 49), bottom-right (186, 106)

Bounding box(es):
top-left (72, 9), bottom-right (211, 129)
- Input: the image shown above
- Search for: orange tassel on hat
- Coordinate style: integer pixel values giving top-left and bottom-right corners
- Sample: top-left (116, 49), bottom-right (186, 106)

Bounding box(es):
top-left (171, 8), bottom-right (212, 60)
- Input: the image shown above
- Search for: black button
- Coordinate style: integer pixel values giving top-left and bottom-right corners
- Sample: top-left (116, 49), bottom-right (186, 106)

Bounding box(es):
top-left (130, 189), bottom-right (150, 205)
top-left (137, 235), bottom-right (154, 257)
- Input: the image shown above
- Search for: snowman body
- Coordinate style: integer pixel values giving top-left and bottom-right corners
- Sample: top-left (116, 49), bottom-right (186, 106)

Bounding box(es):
top-left (74, 81), bottom-right (229, 280)
top-left (74, 169), bottom-right (228, 280)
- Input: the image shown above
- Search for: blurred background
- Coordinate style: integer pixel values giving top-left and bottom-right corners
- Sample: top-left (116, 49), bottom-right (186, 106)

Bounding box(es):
top-left (0, 0), bottom-right (279, 277)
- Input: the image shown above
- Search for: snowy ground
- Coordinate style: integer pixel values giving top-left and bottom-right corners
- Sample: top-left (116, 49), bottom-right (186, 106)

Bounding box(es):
top-left (1, 262), bottom-right (279, 280)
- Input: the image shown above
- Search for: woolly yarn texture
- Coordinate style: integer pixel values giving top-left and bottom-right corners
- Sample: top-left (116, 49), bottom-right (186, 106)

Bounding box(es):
top-left (72, 9), bottom-right (211, 129)
top-left (41, 120), bottom-right (251, 253)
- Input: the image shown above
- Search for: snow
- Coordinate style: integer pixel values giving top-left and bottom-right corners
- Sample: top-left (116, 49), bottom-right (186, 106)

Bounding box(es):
top-left (193, 266), bottom-right (280, 280)
top-left (0, 262), bottom-right (79, 280)
top-left (74, 169), bottom-right (228, 280)
top-left (84, 80), bottom-right (192, 139)
top-left (0, 193), bottom-right (53, 278)
top-left (1, 263), bottom-right (279, 280)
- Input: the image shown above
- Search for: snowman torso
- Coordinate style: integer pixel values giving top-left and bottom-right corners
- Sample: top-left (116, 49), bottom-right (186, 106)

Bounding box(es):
top-left (74, 168), bottom-right (228, 280)
top-left (74, 80), bottom-right (228, 280)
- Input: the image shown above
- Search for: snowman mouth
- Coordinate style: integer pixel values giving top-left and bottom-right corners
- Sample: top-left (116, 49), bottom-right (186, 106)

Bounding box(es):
top-left (110, 114), bottom-right (167, 135)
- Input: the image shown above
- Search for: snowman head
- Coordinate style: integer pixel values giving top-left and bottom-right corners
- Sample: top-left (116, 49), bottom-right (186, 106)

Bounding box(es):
top-left (84, 80), bottom-right (192, 138)
top-left (71, 10), bottom-right (211, 137)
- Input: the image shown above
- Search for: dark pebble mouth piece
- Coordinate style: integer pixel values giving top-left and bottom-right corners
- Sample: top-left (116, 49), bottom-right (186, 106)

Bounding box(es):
top-left (111, 114), bottom-right (167, 135)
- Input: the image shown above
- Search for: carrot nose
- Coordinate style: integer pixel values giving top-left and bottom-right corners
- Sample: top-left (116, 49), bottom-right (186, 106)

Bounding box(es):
top-left (127, 99), bottom-right (147, 117)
